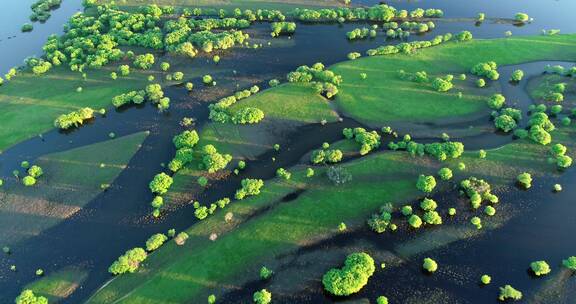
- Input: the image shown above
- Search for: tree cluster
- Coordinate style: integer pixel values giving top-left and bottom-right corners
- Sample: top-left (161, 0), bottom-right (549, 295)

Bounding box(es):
top-left (343, 127), bottom-right (381, 155)
top-left (54, 107), bottom-right (95, 129)
top-left (471, 61), bottom-right (499, 80)
top-left (287, 63), bottom-right (342, 98)
top-left (322, 252), bottom-right (375, 296)
top-left (270, 22), bottom-right (296, 37)
top-left (108, 247), bottom-right (147, 275)
top-left (235, 178), bottom-right (264, 200)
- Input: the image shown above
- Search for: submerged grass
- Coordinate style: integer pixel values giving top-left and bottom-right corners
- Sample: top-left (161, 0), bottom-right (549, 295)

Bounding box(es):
top-left (0, 132), bottom-right (148, 245)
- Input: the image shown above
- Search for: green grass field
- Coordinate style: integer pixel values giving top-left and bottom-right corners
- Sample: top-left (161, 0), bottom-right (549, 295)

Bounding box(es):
top-left (88, 120), bottom-right (575, 303)
top-left (331, 35), bottom-right (576, 126)
top-left (0, 132), bottom-right (148, 246)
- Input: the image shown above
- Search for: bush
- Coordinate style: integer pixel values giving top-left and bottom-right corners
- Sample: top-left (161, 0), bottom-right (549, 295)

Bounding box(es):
top-left (562, 256), bottom-right (576, 270)
top-left (149, 173), bottom-right (173, 194)
top-left (484, 205), bottom-right (496, 216)
top-left (416, 175), bottom-right (436, 193)
top-left (515, 13), bottom-right (529, 22)
top-left (276, 168), bottom-right (291, 180)
top-left (174, 232), bottom-right (189, 245)
top-left (376, 296), bottom-right (389, 304)
top-left (151, 196), bottom-right (164, 209)
top-left (471, 216), bottom-right (482, 229)
top-left (517, 172), bottom-right (532, 189)
top-left (422, 257), bottom-right (438, 273)
top-left (481, 274), bottom-right (491, 285)
top-left (21, 23), bottom-right (34, 32)
top-left (260, 266), bottom-right (273, 280)
top-left (498, 285), bottom-right (522, 301)
top-left (322, 252), bottom-right (375, 296)
top-left (145, 233), bottom-right (168, 251)
top-left (530, 260), bottom-right (551, 276)
top-left (327, 166), bottom-right (352, 185)
top-left (253, 289), bottom-right (272, 304)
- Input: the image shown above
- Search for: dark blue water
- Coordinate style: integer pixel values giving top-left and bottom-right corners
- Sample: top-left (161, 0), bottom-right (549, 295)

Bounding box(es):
top-left (0, 1), bottom-right (575, 303)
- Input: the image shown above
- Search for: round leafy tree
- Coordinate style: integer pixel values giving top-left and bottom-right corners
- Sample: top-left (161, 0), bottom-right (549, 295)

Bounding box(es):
top-left (416, 174), bottom-right (437, 193)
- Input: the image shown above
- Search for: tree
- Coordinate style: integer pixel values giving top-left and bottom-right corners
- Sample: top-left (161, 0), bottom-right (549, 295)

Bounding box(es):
top-left (416, 175), bottom-right (436, 193)
top-left (498, 285), bottom-right (522, 301)
top-left (420, 198), bottom-right (437, 211)
top-left (28, 165), bottom-right (43, 178)
top-left (253, 289), bottom-right (272, 304)
top-left (423, 258), bottom-right (438, 273)
top-left (173, 130), bottom-right (199, 149)
top-left (517, 172), bottom-right (532, 188)
top-left (529, 126), bottom-right (552, 145)
top-left (557, 155), bottom-right (573, 169)
top-left (322, 252), bottom-right (375, 296)
top-left (149, 173), bottom-right (173, 194)
top-left (431, 77), bottom-right (453, 92)
top-left (401, 205), bottom-right (413, 216)
top-left (438, 167), bottom-right (453, 180)
top-left (22, 176), bottom-right (36, 186)
top-left (376, 296), bottom-right (389, 304)
top-left (145, 233), bottom-right (168, 251)
top-left (494, 115), bottom-right (517, 132)
top-left (488, 94), bottom-right (506, 109)
top-left (408, 214), bottom-right (422, 228)
top-left (510, 69), bottom-right (524, 82)
top-left (530, 260), bottom-right (551, 276)
top-left (133, 53), bottom-right (155, 69)
top-left (203, 74), bottom-right (214, 85)
top-left (481, 274), bottom-right (491, 285)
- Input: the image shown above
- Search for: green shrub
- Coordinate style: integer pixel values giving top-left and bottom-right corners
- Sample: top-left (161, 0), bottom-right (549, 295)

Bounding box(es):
top-left (322, 252), bottom-right (375, 296)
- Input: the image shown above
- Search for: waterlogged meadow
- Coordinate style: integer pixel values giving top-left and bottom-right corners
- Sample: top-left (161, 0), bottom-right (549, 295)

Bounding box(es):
top-left (0, 0), bottom-right (576, 303)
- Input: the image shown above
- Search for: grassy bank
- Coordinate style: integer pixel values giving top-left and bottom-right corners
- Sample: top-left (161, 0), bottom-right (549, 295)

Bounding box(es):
top-left (332, 34), bottom-right (576, 126)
